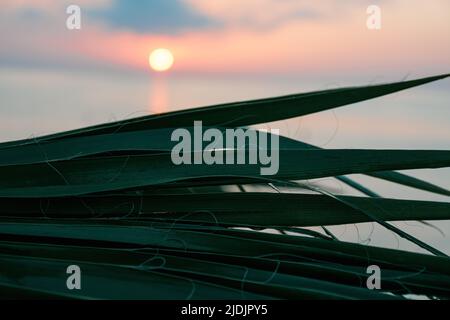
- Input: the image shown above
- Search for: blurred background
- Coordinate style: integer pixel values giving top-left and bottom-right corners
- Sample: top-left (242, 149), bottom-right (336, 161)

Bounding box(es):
top-left (0, 0), bottom-right (449, 254)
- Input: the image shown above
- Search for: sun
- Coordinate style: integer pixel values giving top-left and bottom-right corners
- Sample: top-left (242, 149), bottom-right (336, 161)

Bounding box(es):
top-left (149, 48), bottom-right (174, 72)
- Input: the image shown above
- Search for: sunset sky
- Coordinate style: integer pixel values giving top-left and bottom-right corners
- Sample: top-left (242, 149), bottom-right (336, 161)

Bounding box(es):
top-left (1, 0), bottom-right (449, 76)
top-left (0, 1), bottom-right (449, 145)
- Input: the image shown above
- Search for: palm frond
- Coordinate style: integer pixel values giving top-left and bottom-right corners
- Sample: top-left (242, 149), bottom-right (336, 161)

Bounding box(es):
top-left (1, 74), bottom-right (449, 299)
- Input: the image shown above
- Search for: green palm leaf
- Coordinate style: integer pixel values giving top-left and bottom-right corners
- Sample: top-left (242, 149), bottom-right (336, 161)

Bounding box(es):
top-left (1, 74), bottom-right (449, 299)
